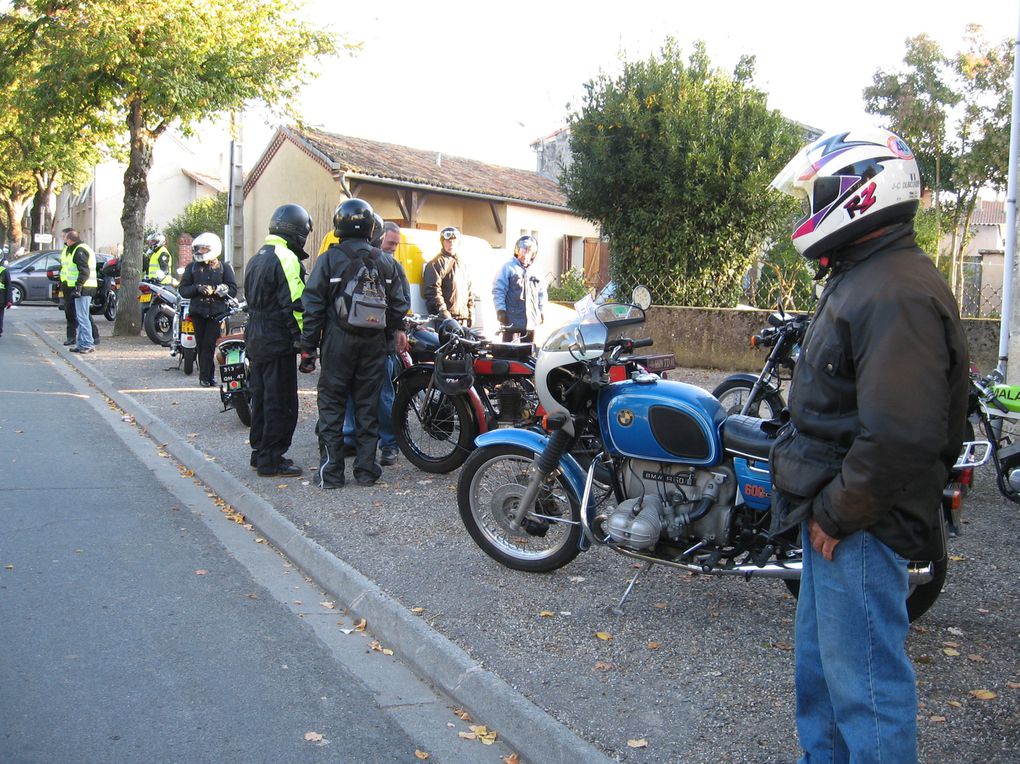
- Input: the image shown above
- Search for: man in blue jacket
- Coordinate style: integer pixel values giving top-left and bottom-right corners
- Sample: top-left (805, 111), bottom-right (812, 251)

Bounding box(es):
top-left (492, 235), bottom-right (545, 342)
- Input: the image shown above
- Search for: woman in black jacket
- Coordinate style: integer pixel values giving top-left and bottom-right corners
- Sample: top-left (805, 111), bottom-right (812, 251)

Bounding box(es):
top-left (178, 232), bottom-right (237, 386)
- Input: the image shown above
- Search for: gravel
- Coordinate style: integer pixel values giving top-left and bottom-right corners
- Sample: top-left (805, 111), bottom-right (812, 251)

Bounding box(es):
top-left (21, 307), bottom-right (1020, 763)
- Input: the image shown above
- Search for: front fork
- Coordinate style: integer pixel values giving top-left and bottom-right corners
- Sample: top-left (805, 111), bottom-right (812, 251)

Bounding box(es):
top-left (508, 428), bottom-right (575, 532)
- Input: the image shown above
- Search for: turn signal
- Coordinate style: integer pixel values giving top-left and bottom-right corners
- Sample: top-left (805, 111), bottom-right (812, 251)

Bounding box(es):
top-left (542, 412), bottom-right (568, 431)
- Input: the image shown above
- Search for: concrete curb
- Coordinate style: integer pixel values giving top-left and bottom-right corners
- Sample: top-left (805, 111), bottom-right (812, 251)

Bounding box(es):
top-left (33, 324), bottom-right (610, 764)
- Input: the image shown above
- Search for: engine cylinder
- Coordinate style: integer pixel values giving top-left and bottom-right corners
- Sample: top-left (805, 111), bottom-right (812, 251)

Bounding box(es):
top-left (605, 497), bottom-right (663, 550)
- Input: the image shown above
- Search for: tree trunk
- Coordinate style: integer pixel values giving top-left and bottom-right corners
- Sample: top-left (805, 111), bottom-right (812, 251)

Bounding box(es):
top-left (30, 171), bottom-right (58, 252)
top-left (1, 191), bottom-right (34, 255)
top-left (113, 99), bottom-right (156, 337)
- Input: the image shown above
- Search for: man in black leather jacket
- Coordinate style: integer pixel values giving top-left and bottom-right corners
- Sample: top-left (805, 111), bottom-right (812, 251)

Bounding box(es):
top-left (299, 199), bottom-right (409, 488)
top-left (769, 129), bottom-right (968, 764)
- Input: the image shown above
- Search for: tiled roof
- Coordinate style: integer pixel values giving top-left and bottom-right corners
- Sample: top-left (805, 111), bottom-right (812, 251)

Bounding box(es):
top-left (182, 168), bottom-right (226, 193)
top-left (972, 200), bottom-right (1006, 226)
top-left (290, 126), bottom-right (570, 209)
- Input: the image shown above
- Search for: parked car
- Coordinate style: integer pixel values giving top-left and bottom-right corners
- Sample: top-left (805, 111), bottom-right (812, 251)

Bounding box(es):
top-left (6, 250), bottom-right (63, 305)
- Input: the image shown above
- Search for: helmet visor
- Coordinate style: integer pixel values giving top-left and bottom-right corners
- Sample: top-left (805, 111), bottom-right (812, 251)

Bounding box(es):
top-left (770, 142), bottom-right (816, 197)
top-left (440, 228), bottom-right (459, 241)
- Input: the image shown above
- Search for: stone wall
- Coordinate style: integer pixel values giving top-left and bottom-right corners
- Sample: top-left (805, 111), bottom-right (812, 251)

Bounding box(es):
top-left (638, 305), bottom-right (1001, 373)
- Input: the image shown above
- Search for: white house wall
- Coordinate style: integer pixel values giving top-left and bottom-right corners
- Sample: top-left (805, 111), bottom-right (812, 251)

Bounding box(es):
top-left (503, 204), bottom-right (599, 285)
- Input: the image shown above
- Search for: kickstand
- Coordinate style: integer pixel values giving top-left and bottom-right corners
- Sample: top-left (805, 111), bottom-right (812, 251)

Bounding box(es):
top-left (610, 560), bottom-right (655, 616)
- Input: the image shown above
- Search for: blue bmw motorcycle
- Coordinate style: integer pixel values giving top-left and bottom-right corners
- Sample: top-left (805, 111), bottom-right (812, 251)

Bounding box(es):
top-left (456, 290), bottom-right (970, 621)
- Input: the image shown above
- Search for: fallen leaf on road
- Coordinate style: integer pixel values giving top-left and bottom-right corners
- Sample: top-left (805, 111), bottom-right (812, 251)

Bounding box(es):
top-left (969, 689), bottom-right (997, 700)
top-left (949, 554), bottom-right (965, 561)
top-left (540, 611), bottom-right (555, 617)
top-left (967, 654), bottom-right (986, 663)
top-left (593, 661), bottom-right (613, 671)
top-left (458, 732), bottom-right (476, 741)
top-left (304, 731), bottom-right (323, 742)
top-left (414, 751), bottom-right (429, 760)
top-left (469, 725), bottom-right (498, 745)
top-left (320, 601), bottom-right (336, 610)
top-left (773, 641), bottom-right (794, 651)
top-left (1007, 682), bottom-right (1020, 690)
top-left (502, 754), bottom-right (520, 764)
top-left (354, 618), bottom-right (367, 632)
top-left (195, 569), bottom-right (208, 575)
top-left (948, 700), bottom-right (963, 708)
top-left (627, 739), bottom-right (649, 749)
top-left (595, 631), bottom-right (613, 641)
top-left (653, 601), bottom-right (668, 609)
top-left (647, 641), bottom-right (661, 650)
top-left (276, 484), bottom-right (288, 489)
top-left (411, 607), bottom-right (425, 615)
top-left (942, 641), bottom-right (960, 649)
top-left (255, 538), bottom-right (266, 544)
top-left (929, 715), bottom-right (946, 723)
top-left (453, 708), bottom-right (472, 721)
top-left (943, 648), bottom-right (960, 657)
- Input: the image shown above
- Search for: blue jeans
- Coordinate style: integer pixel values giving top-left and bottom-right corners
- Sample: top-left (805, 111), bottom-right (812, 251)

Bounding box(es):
top-left (796, 524), bottom-right (917, 764)
top-left (344, 353), bottom-right (396, 449)
top-left (74, 295), bottom-right (94, 350)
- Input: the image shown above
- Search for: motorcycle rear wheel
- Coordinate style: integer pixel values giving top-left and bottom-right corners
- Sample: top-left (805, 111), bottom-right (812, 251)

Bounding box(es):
top-left (393, 373), bottom-right (475, 473)
top-left (458, 444), bottom-right (582, 573)
top-left (144, 304), bottom-right (173, 347)
top-left (783, 552), bottom-right (947, 622)
top-left (182, 348), bottom-right (196, 376)
top-left (233, 392), bottom-right (252, 427)
top-left (712, 377), bottom-right (784, 419)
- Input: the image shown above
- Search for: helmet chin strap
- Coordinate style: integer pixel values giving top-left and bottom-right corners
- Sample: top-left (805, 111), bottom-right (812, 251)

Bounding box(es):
top-left (813, 254), bottom-right (831, 281)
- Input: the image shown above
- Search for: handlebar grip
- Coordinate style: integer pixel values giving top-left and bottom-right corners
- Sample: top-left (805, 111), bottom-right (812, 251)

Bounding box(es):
top-left (631, 337), bottom-right (654, 349)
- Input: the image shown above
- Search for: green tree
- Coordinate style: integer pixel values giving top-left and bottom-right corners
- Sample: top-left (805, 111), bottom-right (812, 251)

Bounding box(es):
top-left (164, 192), bottom-right (228, 248)
top-left (6, 0), bottom-right (344, 335)
top-left (864, 25), bottom-right (1012, 301)
top-left (561, 39), bottom-right (804, 307)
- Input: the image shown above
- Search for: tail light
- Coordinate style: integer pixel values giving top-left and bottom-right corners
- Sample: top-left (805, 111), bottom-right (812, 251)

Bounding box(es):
top-left (138, 283), bottom-right (152, 294)
top-left (942, 484), bottom-right (964, 513)
top-left (957, 467), bottom-right (973, 487)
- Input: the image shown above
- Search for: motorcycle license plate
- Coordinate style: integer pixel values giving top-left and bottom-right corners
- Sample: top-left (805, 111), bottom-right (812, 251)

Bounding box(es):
top-left (633, 353), bottom-right (676, 372)
top-left (221, 362), bottom-right (245, 383)
top-left (181, 320), bottom-right (194, 333)
top-left (139, 292), bottom-right (152, 303)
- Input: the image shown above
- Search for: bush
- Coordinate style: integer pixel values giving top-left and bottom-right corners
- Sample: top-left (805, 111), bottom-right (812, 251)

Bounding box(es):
top-left (164, 192), bottom-right (228, 246)
top-left (547, 267), bottom-right (591, 302)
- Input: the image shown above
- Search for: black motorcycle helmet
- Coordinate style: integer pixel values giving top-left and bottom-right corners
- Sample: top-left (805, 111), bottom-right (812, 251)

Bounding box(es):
top-left (437, 317), bottom-right (465, 342)
top-left (269, 203), bottom-right (313, 249)
top-left (333, 198), bottom-right (374, 240)
top-left (433, 343), bottom-right (475, 396)
top-left (370, 213), bottom-right (385, 247)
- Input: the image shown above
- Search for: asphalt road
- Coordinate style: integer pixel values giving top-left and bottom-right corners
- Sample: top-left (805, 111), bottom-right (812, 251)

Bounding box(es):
top-left (0, 307), bottom-right (519, 764)
top-left (6, 304), bottom-right (1019, 763)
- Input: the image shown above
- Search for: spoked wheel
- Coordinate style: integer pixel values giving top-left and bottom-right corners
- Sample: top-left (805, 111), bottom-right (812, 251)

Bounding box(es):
top-left (103, 291), bottom-right (118, 321)
top-left (393, 373), bottom-right (475, 473)
top-left (144, 304), bottom-right (173, 346)
top-left (457, 444), bottom-right (582, 572)
top-left (712, 377), bottom-right (784, 419)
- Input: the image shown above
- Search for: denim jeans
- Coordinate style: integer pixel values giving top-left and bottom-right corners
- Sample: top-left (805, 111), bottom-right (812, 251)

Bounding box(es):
top-left (344, 353), bottom-right (396, 449)
top-left (74, 295), bottom-right (94, 350)
top-left (795, 524), bottom-right (917, 764)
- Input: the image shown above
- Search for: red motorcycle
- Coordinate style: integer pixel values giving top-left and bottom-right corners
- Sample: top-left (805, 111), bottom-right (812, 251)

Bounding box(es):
top-left (391, 318), bottom-right (674, 473)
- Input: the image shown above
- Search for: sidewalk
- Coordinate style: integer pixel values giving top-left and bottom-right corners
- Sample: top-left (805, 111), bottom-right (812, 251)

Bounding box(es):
top-left (16, 308), bottom-right (1020, 764)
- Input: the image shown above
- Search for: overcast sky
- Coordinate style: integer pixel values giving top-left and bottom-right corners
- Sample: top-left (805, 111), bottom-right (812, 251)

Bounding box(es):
top-left (242, 0), bottom-right (1018, 170)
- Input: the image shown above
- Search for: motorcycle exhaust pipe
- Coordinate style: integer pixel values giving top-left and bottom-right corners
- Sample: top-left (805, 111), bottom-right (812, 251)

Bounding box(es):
top-left (608, 545), bottom-right (935, 584)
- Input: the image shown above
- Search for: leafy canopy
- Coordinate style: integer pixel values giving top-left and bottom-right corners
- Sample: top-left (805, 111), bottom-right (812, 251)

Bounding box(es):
top-left (562, 39), bottom-right (803, 307)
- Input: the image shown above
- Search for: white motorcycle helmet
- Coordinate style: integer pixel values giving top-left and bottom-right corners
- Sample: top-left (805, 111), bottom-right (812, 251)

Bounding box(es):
top-left (192, 232), bottom-right (222, 263)
top-left (771, 128), bottom-right (921, 260)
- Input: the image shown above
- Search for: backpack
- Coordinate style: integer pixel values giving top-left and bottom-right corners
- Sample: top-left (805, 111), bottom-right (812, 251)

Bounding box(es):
top-left (333, 244), bottom-right (389, 330)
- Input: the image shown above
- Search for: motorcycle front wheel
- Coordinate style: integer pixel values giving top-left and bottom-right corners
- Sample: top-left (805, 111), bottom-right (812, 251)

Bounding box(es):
top-left (712, 377), bottom-right (785, 419)
top-left (458, 444), bottom-right (582, 573)
top-left (393, 373), bottom-right (475, 473)
top-left (103, 291), bottom-right (118, 321)
top-left (144, 304), bottom-right (173, 347)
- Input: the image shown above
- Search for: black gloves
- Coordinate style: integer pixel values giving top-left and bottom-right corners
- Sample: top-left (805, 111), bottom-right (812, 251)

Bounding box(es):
top-left (298, 350), bottom-right (317, 374)
top-left (496, 310), bottom-right (508, 326)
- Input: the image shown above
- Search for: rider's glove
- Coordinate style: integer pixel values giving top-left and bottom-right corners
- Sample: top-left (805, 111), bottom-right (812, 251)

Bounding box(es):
top-left (496, 310), bottom-right (508, 326)
top-left (298, 350), bottom-right (317, 374)
top-left (215, 283), bottom-right (229, 297)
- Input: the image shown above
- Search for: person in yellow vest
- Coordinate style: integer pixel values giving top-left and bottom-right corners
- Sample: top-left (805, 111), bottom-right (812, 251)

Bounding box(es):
top-left (244, 204), bottom-right (312, 477)
top-left (144, 232), bottom-right (173, 284)
top-left (0, 257), bottom-right (10, 338)
top-left (60, 228), bottom-right (98, 354)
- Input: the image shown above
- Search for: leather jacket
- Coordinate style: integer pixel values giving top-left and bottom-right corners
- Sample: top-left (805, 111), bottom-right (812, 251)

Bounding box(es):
top-left (770, 224), bottom-right (970, 559)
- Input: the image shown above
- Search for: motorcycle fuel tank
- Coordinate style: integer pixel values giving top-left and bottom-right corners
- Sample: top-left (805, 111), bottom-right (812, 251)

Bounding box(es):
top-left (598, 379), bottom-right (726, 466)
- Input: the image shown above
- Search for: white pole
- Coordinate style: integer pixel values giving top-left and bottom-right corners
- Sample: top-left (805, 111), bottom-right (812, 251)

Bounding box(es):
top-left (999, 3), bottom-right (1020, 377)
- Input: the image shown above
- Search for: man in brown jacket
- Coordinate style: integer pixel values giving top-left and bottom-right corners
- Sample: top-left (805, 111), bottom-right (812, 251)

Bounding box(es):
top-left (422, 226), bottom-right (475, 326)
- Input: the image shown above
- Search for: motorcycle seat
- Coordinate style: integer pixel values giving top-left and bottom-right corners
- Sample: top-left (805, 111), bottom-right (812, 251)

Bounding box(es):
top-left (721, 415), bottom-right (775, 461)
top-left (488, 342), bottom-right (533, 360)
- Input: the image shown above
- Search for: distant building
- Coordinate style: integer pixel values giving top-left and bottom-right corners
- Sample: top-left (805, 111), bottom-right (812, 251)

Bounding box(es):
top-left (957, 199), bottom-right (1006, 318)
top-left (241, 126), bottom-right (604, 287)
top-left (53, 128), bottom-right (228, 255)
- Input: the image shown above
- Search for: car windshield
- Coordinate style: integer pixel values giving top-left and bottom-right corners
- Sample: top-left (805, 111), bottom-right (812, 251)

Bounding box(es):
top-left (541, 299), bottom-right (645, 356)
